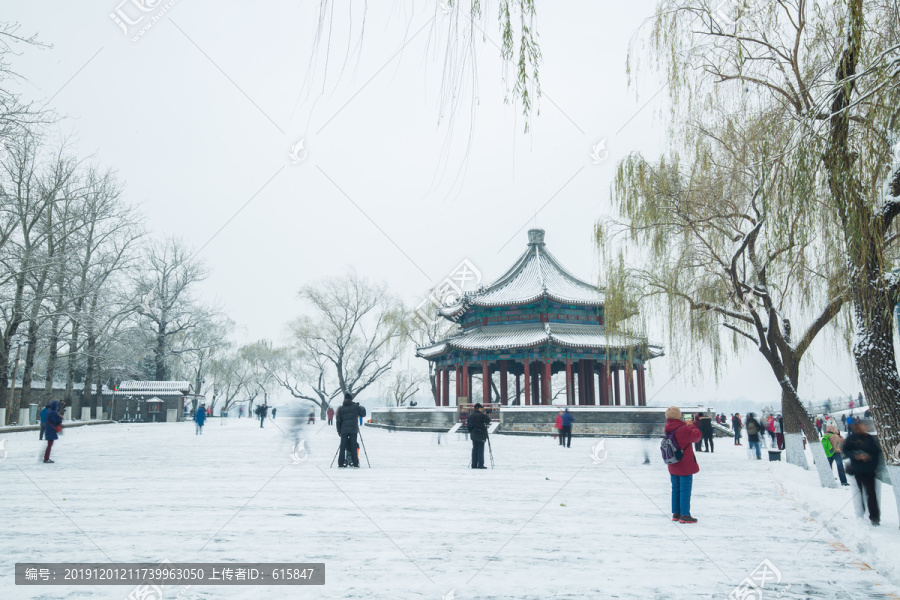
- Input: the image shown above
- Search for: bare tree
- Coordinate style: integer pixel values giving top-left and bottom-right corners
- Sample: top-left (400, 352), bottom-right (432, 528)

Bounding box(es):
top-left (380, 368), bottom-right (426, 407)
top-left (134, 237), bottom-right (209, 381)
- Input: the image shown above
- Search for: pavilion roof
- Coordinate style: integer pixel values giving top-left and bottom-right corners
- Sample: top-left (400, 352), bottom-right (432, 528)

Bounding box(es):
top-left (440, 229), bottom-right (602, 319)
top-left (416, 322), bottom-right (663, 359)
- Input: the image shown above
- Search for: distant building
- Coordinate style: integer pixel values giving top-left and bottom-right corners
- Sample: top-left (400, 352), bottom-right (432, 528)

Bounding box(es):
top-left (105, 381), bottom-right (201, 422)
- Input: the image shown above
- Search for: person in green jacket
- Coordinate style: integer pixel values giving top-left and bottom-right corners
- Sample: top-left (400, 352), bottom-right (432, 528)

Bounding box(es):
top-left (822, 425), bottom-right (848, 486)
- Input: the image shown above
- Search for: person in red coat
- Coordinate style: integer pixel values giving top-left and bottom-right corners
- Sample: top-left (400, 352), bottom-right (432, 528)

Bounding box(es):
top-left (665, 406), bottom-right (703, 524)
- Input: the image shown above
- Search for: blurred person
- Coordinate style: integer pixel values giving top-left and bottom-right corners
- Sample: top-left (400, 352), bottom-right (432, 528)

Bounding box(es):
top-left (257, 403), bottom-right (268, 428)
top-left (766, 415), bottom-right (776, 445)
top-left (822, 425), bottom-right (848, 486)
top-left (39, 403), bottom-right (49, 440)
top-left (745, 413), bottom-right (763, 460)
top-left (43, 400), bottom-right (63, 464)
top-left (467, 403), bottom-right (491, 469)
top-left (272, 407), bottom-right (277, 419)
top-left (308, 408), bottom-right (316, 424)
top-left (554, 409), bottom-right (563, 443)
top-left (774, 415), bottom-right (784, 450)
top-left (664, 406), bottom-right (702, 524)
top-left (336, 393), bottom-right (366, 468)
top-left (560, 408), bottom-right (574, 448)
top-left (843, 419), bottom-right (882, 525)
top-left (327, 406), bottom-right (335, 425)
top-left (194, 404), bottom-right (207, 435)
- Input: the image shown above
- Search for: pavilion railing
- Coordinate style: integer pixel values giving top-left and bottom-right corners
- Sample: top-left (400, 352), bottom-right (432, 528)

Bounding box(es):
top-left (457, 403), bottom-right (501, 423)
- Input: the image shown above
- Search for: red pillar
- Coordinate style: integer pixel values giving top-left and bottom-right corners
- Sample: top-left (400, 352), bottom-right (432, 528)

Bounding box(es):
top-left (515, 374), bottom-right (521, 405)
top-left (531, 363), bottom-right (540, 405)
top-left (523, 358), bottom-right (531, 405)
top-left (565, 359), bottom-right (573, 405)
top-left (599, 365), bottom-right (608, 405)
top-left (462, 363), bottom-right (469, 401)
top-left (542, 361), bottom-right (551, 405)
top-left (586, 359), bottom-right (595, 405)
top-left (482, 360), bottom-right (490, 404)
top-left (613, 366), bottom-right (620, 405)
top-left (443, 367), bottom-right (450, 406)
top-left (628, 364), bottom-right (637, 407)
top-left (434, 368), bottom-right (441, 405)
top-left (455, 365), bottom-right (460, 400)
top-left (637, 365), bottom-right (646, 406)
top-left (500, 361), bottom-right (508, 405)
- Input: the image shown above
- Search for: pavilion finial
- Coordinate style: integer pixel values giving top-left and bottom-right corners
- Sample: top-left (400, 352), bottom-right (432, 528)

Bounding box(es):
top-left (527, 229), bottom-right (545, 246)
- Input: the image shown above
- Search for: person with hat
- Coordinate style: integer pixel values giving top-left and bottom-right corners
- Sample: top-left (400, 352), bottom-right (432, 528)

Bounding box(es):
top-left (336, 393), bottom-right (367, 468)
top-left (467, 403), bottom-right (491, 469)
top-left (665, 406), bottom-right (702, 524)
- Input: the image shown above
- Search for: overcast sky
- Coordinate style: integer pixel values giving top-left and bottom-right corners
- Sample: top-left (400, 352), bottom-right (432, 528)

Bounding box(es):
top-left (3, 0), bottom-right (868, 407)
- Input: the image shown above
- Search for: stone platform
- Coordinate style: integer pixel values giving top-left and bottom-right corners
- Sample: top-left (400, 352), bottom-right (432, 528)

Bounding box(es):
top-left (368, 405), bottom-right (713, 437)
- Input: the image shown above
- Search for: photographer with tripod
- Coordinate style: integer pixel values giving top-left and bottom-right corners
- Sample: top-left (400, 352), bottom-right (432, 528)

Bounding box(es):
top-left (467, 403), bottom-right (491, 469)
top-left (335, 393), bottom-right (367, 468)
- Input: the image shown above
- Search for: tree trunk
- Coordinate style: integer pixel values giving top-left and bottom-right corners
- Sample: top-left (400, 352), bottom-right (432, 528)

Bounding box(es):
top-left (852, 286), bottom-right (900, 528)
top-left (781, 389), bottom-right (809, 469)
top-left (44, 312), bottom-right (61, 395)
top-left (66, 318), bottom-right (80, 412)
top-left (19, 319), bottom-right (40, 413)
top-left (155, 323), bottom-right (167, 381)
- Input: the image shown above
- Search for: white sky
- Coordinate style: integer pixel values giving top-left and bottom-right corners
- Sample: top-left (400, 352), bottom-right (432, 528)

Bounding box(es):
top-left (3, 0), bottom-right (868, 407)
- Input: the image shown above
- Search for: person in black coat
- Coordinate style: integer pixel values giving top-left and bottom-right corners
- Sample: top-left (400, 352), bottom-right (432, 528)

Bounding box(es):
top-left (698, 413), bottom-right (714, 452)
top-left (335, 393), bottom-right (367, 468)
top-left (466, 403), bottom-right (491, 469)
top-left (843, 419), bottom-right (882, 525)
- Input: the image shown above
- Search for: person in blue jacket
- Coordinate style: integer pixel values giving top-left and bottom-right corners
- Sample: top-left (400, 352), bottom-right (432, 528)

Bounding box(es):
top-left (39, 404), bottom-right (49, 440)
top-left (560, 408), bottom-right (575, 448)
top-left (43, 401), bottom-right (62, 463)
top-left (194, 404), bottom-right (207, 435)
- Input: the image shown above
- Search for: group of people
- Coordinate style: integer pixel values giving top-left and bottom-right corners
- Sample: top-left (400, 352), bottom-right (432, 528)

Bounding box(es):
top-left (730, 412), bottom-right (784, 454)
top-left (553, 409), bottom-right (575, 448)
top-left (820, 415), bottom-right (883, 525)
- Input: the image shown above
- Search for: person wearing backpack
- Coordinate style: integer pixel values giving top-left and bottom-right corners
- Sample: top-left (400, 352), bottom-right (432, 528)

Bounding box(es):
top-left (821, 425), bottom-right (848, 486)
top-left (663, 406), bottom-right (703, 524)
top-left (745, 413), bottom-right (763, 459)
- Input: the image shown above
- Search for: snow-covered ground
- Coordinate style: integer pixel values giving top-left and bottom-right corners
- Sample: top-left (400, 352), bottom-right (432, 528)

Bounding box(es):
top-left (1, 418), bottom-right (897, 599)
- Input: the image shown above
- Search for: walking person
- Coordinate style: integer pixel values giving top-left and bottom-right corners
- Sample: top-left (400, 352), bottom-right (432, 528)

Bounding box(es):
top-left (43, 400), bottom-right (63, 464)
top-left (308, 408), bottom-right (315, 424)
top-left (732, 413), bottom-right (743, 445)
top-left (560, 408), bottom-right (575, 448)
top-left (822, 425), bottom-right (849, 486)
top-left (766, 415), bottom-right (776, 446)
top-left (258, 404), bottom-right (268, 428)
top-left (554, 410), bottom-right (563, 444)
top-left (336, 393), bottom-right (366, 468)
top-left (467, 403), bottom-right (491, 468)
top-left (745, 413), bottom-right (763, 459)
top-left (665, 406), bottom-right (703, 524)
top-left (272, 407), bottom-right (277, 419)
top-left (694, 413), bottom-right (704, 452)
top-left (843, 419), bottom-right (882, 525)
top-left (39, 403), bottom-right (49, 440)
top-left (327, 406), bottom-right (335, 425)
top-left (698, 412), bottom-right (714, 452)
top-left (774, 415), bottom-right (784, 450)
top-left (194, 404), bottom-right (207, 435)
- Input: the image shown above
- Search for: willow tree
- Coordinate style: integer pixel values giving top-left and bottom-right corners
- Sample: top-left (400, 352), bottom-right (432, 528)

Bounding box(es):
top-left (599, 111), bottom-right (843, 487)
top-left (621, 0), bottom-right (900, 505)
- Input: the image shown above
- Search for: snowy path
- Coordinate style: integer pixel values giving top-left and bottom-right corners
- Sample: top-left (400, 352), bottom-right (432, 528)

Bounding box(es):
top-left (1, 418), bottom-right (898, 599)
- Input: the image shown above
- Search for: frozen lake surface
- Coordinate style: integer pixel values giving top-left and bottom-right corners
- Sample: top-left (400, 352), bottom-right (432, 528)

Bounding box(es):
top-left (1, 416), bottom-right (898, 599)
